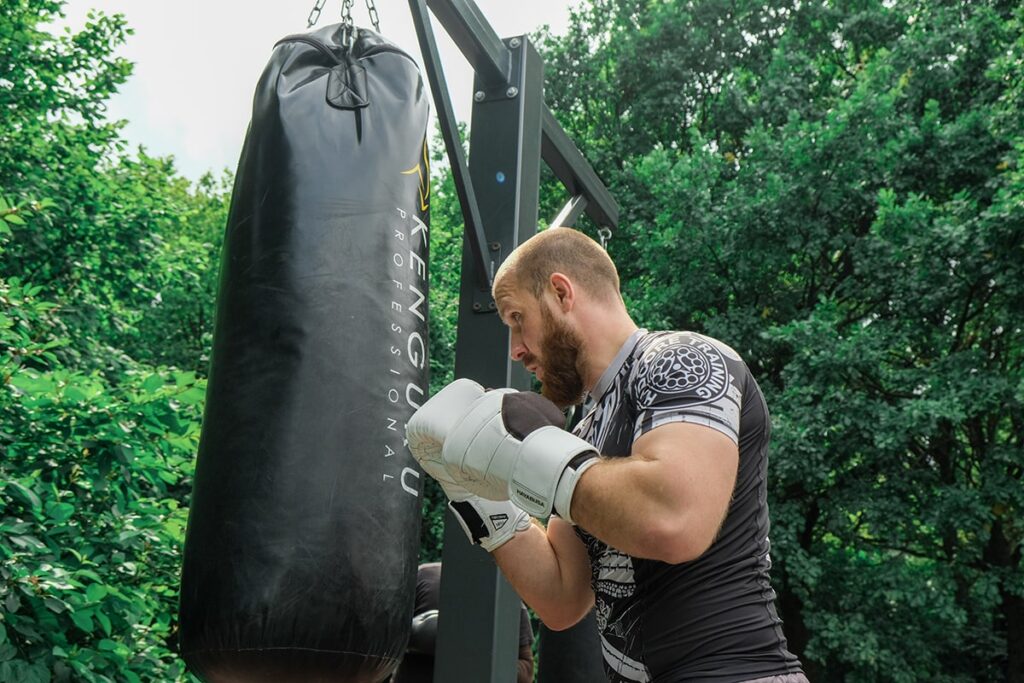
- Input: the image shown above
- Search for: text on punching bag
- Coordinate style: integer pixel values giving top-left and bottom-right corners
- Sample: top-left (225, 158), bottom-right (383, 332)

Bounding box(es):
top-left (384, 206), bottom-right (427, 497)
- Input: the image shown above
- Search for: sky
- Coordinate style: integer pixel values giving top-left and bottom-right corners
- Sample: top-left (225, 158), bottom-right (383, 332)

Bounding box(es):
top-left (59, 0), bottom-right (577, 181)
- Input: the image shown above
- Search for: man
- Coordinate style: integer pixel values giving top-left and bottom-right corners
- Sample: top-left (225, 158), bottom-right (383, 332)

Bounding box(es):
top-left (391, 562), bottom-right (533, 683)
top-left (407, 228), bottom-right (806, 682)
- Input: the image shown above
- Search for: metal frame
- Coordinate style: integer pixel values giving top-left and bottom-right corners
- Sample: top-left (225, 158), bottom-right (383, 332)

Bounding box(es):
top-left (407, 1), bottom-right (619, 680)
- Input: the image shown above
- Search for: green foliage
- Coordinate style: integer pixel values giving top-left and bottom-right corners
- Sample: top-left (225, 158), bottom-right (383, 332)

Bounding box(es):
top-left (0, 1), bottom-right (223, 377)
top-left (539, 0), bottom-right (1023, 678)
top-left (0, 202), bottom-right (205, 681)
top-left (0, 2), bottom-right (224, 680)
top-left (101, 162), bottom-right (228, 374)
top-left (426, 131), bottom-right (463, 400)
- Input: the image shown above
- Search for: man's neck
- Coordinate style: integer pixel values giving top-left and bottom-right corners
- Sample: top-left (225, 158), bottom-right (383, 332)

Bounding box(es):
top-left (580, 313), bottom-right (639, 393)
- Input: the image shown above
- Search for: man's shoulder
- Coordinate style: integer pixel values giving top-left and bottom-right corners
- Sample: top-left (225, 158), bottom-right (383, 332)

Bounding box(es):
top-left (626, 330), bottom-right (749, 426)
top-left (634, 330), bottom-right (743, 364)
top-left (629, 331), bottom-right (745, 389)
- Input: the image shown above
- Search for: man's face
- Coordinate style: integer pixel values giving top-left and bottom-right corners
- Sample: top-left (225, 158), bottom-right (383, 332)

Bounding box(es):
top-left (496, 278), bottom-right (586, 409)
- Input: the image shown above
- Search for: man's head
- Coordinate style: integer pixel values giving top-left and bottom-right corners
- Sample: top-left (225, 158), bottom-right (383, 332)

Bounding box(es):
top-left (494, 227), bottom-right (621, 303)
top-left (492, 228), bottom-right (624, 408)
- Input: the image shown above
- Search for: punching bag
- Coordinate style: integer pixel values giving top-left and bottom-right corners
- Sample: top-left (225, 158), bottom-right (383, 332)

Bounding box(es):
top-left (179, 23), bottom-right (430, 683)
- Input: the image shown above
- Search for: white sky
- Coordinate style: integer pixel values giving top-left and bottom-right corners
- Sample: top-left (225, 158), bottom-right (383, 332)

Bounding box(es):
top-left (60, 0), bottom-right (576, 181)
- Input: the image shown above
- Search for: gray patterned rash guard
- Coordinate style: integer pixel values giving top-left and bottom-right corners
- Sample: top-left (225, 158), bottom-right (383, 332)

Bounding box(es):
top-left (572, 330), bottom-right (803, 683)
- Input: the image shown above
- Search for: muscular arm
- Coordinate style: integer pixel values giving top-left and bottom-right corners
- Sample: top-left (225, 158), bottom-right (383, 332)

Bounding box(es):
top-left (569, 422), bottom-right (739, 564)
top-left (491, 517), bottom-right (594, 631)
top-left (490, 423), bottom-right (735, 626)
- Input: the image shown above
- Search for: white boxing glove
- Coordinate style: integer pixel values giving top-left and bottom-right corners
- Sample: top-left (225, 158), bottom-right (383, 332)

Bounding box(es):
top-left (442, 389), bottom-right (600, 522)
top-left (407, 378), bottom-right (532, 551)
top-left (447, 496), bottom-right (531, 552)
top-left (406, 377), bottom-right (486, 498)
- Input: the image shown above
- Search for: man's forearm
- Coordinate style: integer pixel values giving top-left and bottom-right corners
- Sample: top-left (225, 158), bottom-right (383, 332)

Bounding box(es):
top-left (491, 521), bottom-right (593, 631)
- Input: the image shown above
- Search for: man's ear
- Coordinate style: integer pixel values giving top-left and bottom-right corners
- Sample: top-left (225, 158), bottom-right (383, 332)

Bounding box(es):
top-left (548, 272), bottom-right (575, 311)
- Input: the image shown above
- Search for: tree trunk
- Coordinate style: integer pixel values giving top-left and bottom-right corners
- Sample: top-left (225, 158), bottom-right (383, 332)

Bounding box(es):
top-left (777, 500), bottom-right (824, 680)
top-left (1006, 589), bottom-right (1024, 683)
top-left (986, 518), bottom-right (1023, 682)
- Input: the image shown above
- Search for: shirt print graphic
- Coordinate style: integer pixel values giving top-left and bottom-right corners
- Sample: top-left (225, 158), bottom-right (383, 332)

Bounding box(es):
top-left (586, 538), bottom-right (651, 682)
top-left (575, 372), bottom-right (652, 682)
top-left (632, 332), bottom-right (742, 444)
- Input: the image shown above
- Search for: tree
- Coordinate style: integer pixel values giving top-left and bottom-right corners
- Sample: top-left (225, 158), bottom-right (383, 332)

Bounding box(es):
top-left (1, 2), bottom-right (227, 680)
top-left (0, 197), bottom-right (204, 682)
top-left (538, 0), bottom-right (1024, 678)
top-left (0, 1), bottom-right (225, 375)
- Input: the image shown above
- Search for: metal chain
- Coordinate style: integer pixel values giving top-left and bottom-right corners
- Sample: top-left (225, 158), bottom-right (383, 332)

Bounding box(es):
top-left (364, 0), bottom-right (380, 32)
top-left (597, 226), bottom-right (612, 251)
top-left (306, 0), bottom-right (379, 39)
top-left (307, 0), bottom-right (328, 28)
top-left (340, 0), bottom-right (354, 27)
top-left (339, 0), bottom-right (356, 47)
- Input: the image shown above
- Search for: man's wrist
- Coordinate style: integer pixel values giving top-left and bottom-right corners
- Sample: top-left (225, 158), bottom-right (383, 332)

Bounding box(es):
top-left (448, 496), bottom-right (531, 552)
top-left (508, 426), bottom-right (598, 518)
top-left (552, 453), bottom-right (600, 525)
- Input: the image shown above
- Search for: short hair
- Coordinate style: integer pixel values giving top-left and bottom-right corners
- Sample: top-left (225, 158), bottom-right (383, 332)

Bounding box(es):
top-left (495, 228), bottom-right (621, 301)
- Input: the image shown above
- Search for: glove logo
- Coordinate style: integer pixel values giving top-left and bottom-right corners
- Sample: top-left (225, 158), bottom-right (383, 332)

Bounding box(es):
top-left (489, 513), bottom-right (509, 530)
top-left (636, 334), bottom-right (730, 407)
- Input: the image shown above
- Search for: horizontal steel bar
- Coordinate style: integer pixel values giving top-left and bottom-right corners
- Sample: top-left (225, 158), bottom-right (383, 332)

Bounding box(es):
top-left (541, 106), bottom-right (619, 229)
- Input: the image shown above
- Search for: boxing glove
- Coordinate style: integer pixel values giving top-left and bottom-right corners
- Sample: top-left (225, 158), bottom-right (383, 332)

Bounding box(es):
top-left (442, 387), bottom-right (600, 522)
top-left (407, 378), bottom-right (532, 550)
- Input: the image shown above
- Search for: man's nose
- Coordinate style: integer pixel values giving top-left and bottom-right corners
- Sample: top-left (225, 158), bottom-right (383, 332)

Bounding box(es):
top-left (509, 332), bottom-right (527, 361)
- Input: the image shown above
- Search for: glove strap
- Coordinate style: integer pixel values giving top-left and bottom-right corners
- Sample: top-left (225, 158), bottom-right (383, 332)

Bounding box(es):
top-left (553, 453), bottom-right (600, 525)
top-left (510, 426), bottom-right (599, 518)
top-left (449, 498), bottom-right (531, 552)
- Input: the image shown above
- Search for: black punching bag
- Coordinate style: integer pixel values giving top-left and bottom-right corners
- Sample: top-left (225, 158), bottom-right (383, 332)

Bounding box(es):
top-left (179, 24), bottom-right (430, 683)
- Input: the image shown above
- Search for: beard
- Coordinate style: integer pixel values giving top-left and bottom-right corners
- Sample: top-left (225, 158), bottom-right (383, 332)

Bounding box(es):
top-left (530, 304), bottom-right (587, 409)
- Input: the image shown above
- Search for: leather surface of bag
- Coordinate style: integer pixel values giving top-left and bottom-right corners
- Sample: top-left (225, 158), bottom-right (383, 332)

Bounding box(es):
top-left (179, 23), bottom-right (430, 683)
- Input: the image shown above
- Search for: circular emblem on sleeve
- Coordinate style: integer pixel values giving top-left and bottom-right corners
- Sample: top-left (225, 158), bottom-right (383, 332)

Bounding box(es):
top-left (635, 334), bottom-right (731, 407)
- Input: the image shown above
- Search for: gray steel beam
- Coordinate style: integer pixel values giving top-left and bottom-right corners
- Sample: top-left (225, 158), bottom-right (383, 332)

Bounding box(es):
top-left (423, 0), bottom-right (619, 230)
top-left (550, 194), bottom-right (588, 230)
top-left (407, 3), bottom-right (619, 681)
top-left (541, 107), bottom-right (619, 229)
top-left (433, 36), bottom-right (545, 683)
top-left (409, 0), bottom-right (493, 290)
top-left (425, 0), bottom-right (510, 86)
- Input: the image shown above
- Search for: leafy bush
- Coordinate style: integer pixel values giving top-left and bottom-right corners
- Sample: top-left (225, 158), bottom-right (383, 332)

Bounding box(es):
top-left (0, 199), bottom-right (204, 682)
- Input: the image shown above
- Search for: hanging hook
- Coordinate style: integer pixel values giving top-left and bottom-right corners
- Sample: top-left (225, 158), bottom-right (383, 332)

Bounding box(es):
top-left (597, 226), bottom-right (612, 251)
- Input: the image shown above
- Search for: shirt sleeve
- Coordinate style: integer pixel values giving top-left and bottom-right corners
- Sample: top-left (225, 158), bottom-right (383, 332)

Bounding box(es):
top-left (630, 332), bottom-right (744, 443)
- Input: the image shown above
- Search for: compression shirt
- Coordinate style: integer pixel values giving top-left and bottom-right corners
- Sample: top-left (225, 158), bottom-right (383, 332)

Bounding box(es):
top-left (573, 329), bottom-right (803, 683)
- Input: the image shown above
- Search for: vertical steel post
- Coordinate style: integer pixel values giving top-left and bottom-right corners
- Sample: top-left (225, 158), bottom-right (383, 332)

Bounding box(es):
top-left (433, 35), bottom-right (544, 683)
